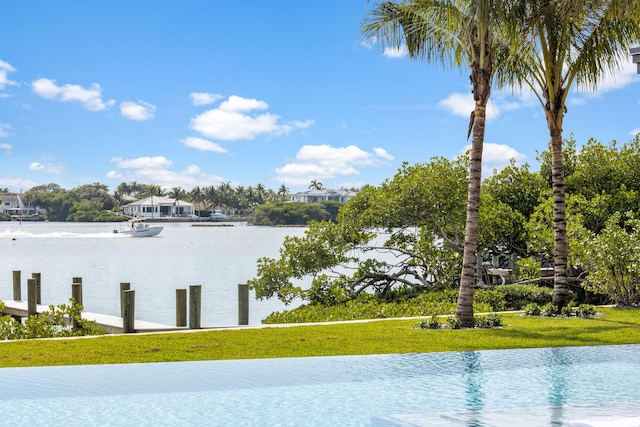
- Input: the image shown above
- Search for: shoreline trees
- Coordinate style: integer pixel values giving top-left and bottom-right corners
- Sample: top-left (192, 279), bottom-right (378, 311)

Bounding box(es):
top-left (249, 135), bottom-right (640, 318)
top-left (5, 181), bottom-right (297, 222)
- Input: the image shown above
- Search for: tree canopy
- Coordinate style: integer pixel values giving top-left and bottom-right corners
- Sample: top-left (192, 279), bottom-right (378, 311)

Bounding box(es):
top-left (250, 135), bottom-right (640, 309)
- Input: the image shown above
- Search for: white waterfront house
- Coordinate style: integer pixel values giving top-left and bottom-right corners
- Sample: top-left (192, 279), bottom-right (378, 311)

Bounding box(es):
top-left (290, 189), bottom-right (357, 203)
top-left (122, 196), bottom-right (195, 218)
top-left (0, 194), bottom-right (38, 218)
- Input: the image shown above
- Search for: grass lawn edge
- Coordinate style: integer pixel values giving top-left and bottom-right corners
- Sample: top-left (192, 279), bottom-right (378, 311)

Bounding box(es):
top-left (0, 307), bottom-right (638, 368)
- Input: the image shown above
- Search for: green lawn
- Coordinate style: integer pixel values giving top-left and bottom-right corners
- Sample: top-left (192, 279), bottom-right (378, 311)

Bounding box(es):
top-left (0, 307), bottom-right (639, 368)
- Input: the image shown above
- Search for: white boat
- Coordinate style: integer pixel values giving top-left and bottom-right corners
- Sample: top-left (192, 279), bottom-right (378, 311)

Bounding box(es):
top-left (114, 220), bottom-right (163, 237)
top-left (210, 210), bottom-right (227, 221)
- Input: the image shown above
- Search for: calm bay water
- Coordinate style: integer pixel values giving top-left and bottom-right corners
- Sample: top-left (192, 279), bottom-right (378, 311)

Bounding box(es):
top-left (0, 221), bottom-right (307, 326)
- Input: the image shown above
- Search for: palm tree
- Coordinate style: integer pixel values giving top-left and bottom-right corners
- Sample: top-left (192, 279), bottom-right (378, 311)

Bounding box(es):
top-left (255, 183), bottom-right (268, 204)
top-left (217, 181), bottom-right (234, 212)
top-left (278, 183), bottom-right (290, 201)
top-left (363, 0), bottom-right (512, 327)
top-left (501, 0), bottom-right (640, 307)
top-left (309, 179), bottom-right (323, 190)
top-left (169, 186), bottom-right (187, 201)
top-left (203, 185), bottom-right (218, 210)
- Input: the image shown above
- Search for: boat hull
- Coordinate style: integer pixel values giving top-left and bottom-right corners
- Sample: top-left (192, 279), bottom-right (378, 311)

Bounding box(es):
top-left (114, 226), bottom-right (163, 237)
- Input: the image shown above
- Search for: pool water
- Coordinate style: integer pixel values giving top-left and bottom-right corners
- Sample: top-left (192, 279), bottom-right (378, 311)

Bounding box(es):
top-left (1, 345), bottom-right (640, 426)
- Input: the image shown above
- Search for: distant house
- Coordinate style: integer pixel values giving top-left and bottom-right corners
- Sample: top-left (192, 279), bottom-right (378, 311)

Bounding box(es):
top-left (0, 194), bottom-right (38, 218)
top-left (122, 196), bottom-right (195, 218)
top-left (290, 189), bottom-right (357, 204)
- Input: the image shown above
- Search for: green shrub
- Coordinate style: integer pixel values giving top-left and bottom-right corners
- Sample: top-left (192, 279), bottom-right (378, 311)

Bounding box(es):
top-left (474, 313), bottom-right (503, 328)
top-left (476, 284), bottom-right (553, 311)
top-left (0, 299), bottom-right (104, 340)
top-left (523, 302), bottom-right (598, 319)
top-left (263, 284), bottom-right (560, 324)
top-left (523, 303), bottom-right (541, 316)
top-left (576, 304), bottom-right (597, 318)
top-left (262, 289), bottom-right (496, 324)
top-left (561, 302), bottom-right (576, 317)
top-left (418, 316), bottom-right (441, 330)
top-left (577, 213), bottom-right (640, 306)
top-left (540, 303), bottom-right (560, 317)
top-left (447, 316), bottom-right (462, 329)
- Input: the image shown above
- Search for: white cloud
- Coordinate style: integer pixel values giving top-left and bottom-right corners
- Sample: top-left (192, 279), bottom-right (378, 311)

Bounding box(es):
top-left (120, 100), bottom-right (156, 121)
top-left (0, 143), bottom-right (12, 153)
top-left (31, 78), bottom-right (115, 111)
top-left (190, 92), bottom-right (223, 106)
top-left (105, 170), bottom-right (122, 180)
top-left (0, 59), bottom-right (18, 91)
top-left (373, 147), bottom-right (394, 160)
top-left (439, 92), bottom-right (503, 121)
top-left (361, 37), bottom-right (407, 59)
top-left (631, 128), bottom-right (640, 136)
top-left (482, 142), bottom-right (526, 163)
top-left (0, 123), bottom-right (11, 138)
top-left (219, 95), bottom-right (268, 113)
top-left (181, 136), bottom-right (227, 153)
top-left (0, 176), bottom-right (40, 193)
top-left (107, 156), bottom-right (225, 190)
top-left (384, 45), bottom-right (407, 58)
top-left (459, 142), bottom-right (526, 172)
top-left (579, 61), bottom-right (640, 95)
top-left (110, 156), bottom-right (173, 169)
top-left (439, 93), bottom-right (475, 118)
top-left (29, 162), bottom-right (62, 174)
top-left (190, 95), bottom-right (314, 141)
top-left (274, 144), bottom-right (394, 185)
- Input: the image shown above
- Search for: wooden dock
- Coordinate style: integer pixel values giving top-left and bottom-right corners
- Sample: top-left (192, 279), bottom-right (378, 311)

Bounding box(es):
top-left (3, 271), bottom-right (251, 335)
top-left (1, 300), bottom-right (181, 334)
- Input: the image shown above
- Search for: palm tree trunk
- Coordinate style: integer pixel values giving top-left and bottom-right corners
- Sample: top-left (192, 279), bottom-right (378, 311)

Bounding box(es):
top-left (456, 104), bottom-right (486, 328)
top-left (549, 128), bottom-right (570, 307)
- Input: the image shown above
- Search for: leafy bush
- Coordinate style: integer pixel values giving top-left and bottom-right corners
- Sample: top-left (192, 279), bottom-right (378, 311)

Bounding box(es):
top-left (576, 304), bottom-right (596, 317)
top-left (446, 316), bottom-right (462, 329)
top-left (263, 285), bottom-right (560, 324)
top-left (0, 299), bottom-right (104, 340)
top-left (561, 302), bottom-right (576, 317)
top-left (540, 303), bottom-right (560, 317)
top-left (523, 302), bottom-right (597, 318)
top-left (475, 284), bottom-right (553, 311)
top-left (474, 313), bottom-right (503, 328)
top-left (576, 213), bottom-right (640, 306)
top-left (262, 289), bottom-right (496, 324)
top-left (418, 316), bottom-right (441, 330)
top-left (523, 303), bottom-right (541, 316)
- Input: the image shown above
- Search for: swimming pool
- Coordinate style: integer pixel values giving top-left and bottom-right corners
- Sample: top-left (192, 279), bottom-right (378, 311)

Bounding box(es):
top-left (1, 345), bottom-right (639, 426)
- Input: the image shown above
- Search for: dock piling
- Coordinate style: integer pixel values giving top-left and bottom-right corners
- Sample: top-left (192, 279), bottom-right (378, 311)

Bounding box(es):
top-left (31, 272), bottom-right (41, 304)
top-left (12, 270), bottom-right (21, 301)
top-left (72, 277), bottom-right (83, 306)
top-left (189, 285), bottom-right (201, 329)
top-left (238, 283), bottom-right (249, 326)
top-left (71, 278), bottom-right (83, 331)
top-left (120, 283), bottom-right (131, 317)
top-left (122, 290), bottom-right (135, 333)
top-left (176, 289), bottom-right (187, 327)
top-left (27, 278), bottom-right (37, 317)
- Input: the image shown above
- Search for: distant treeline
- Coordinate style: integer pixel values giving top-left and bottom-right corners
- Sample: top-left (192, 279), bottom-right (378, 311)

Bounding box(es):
top-left (0, 181), bottom-right (294, 222)
top-left (247, 201), bottom-right (343, 226)
top-left (0, 181), bottom-right (356, 224)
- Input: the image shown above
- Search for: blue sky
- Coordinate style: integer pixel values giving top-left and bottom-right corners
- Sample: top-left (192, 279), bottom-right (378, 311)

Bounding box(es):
top-left (1, 1), bottom-right (639, 194)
